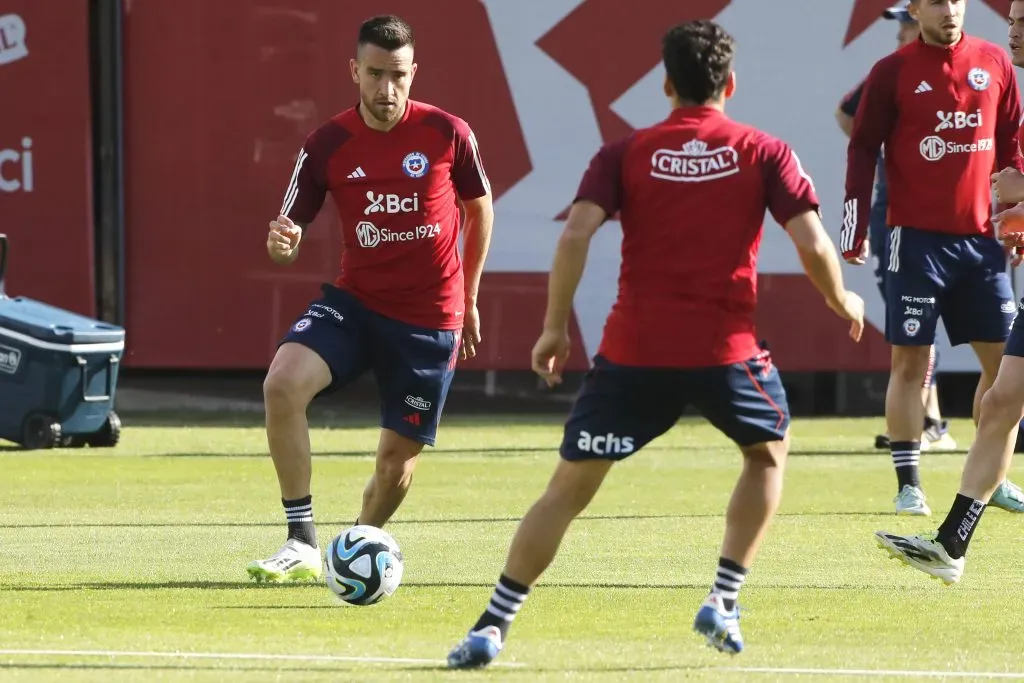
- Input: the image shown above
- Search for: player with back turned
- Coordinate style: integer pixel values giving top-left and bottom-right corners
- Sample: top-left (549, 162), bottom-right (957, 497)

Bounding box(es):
top-left (842, 0), bottom-right (1024, 517)
top-left (247, 15), bottom-right (494, 584)
top-left (446, 19), bottom-right (865, 668)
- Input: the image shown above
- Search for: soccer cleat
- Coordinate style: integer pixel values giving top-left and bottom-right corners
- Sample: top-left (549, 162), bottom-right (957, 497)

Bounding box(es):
top-left (874, 530), bottom-right (964, 585)
top-left (894, 485), bottom-right (931, 516)
top-left (874, 433), bottom-right (890, 450)
top-left (920, 421), bottom-right (957, 452)
top-left (246, 538), bottom-right (322, 583)
top-left (693, 593), bottom-right (743, 655)
top-left (447, 625), bottom-right (503, 669)
top-left (989, 479), bottom-right (1024, 513)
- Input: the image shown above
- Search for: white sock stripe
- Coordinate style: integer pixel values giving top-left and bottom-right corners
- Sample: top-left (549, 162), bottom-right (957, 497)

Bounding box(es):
top-left (716, 567), bottom-right (747, 583)
top-left (484, 605), bottom-right (515, 622)
top-left (714, 578), bottom-right (744, 592)
top-left (286, 514), bottom-right (314, 522)
top-left (890, 450), bottom-right (920, 455)
top-left (284, 504), bottom-right (313, 513)
top-left (489, 594), bottom-right (523, 612)
top-left (494, 583), bottom-right (528, 602)
top-left (713, 587), bottom-right (740, 600)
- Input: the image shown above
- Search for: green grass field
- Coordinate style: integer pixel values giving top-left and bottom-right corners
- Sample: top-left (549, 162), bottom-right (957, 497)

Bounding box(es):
top-left (2, 415), bottom-right (1023, 682)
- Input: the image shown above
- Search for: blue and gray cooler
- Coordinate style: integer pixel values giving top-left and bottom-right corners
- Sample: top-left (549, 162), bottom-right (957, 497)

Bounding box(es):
top-left (0, 234), bottom-right (126, 449)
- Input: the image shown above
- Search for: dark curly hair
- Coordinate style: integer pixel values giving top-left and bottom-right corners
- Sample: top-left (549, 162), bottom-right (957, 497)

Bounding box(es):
top-left (662, 20), bottom-right (735, 104)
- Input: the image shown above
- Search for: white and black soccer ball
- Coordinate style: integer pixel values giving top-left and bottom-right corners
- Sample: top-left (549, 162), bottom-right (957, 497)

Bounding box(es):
top-left (324, 525), bottom-right (404, 606)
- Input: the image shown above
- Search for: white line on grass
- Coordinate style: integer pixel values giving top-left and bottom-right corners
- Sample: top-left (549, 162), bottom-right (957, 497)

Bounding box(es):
top-left (718, 667), bottom-right (1024, 679)
top-left (0, 648), bottom-right (525, 668)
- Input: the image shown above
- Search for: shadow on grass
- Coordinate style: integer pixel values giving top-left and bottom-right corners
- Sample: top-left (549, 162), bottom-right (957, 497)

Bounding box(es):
top-left (2, 580), bottom-right (903, 594)
top-left (3, 510), bottom-right (890, 530)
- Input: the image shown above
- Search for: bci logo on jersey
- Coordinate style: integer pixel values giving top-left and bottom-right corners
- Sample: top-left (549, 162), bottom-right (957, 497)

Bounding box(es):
top-left (364, 191), bottom-right (420, 216)
top-left (934, 109), bottom-right (982, 133)
top-left (650, 139), bottom-right (739, 183)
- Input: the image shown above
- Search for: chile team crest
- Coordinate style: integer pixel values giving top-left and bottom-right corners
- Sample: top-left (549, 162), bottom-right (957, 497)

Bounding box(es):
top-left (967, 67), bottom-right (991, 92)
top-left (402, 151), bottom-right (430, 178)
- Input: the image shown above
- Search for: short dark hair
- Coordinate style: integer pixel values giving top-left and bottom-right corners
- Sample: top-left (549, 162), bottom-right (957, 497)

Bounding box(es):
top-left (358, 15), bottom-right (415, 51)
top-left (662, 20), bottom-right (735, 104)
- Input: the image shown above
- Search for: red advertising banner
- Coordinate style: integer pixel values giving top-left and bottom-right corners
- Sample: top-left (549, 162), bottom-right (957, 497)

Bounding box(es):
top-left (0, 2), bottom-right (95, 316)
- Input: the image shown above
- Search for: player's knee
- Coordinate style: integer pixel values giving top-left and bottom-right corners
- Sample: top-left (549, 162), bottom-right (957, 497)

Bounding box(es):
top-left (890, 346), bottom-right (931, 386)
top-left (263, 370), bottom-right (313, 412)
top-left (980, 381), bottom-right (1024, 428)
top-left (740, 437), bottom-right (788, 469)
top-left (374, 455), bottom-right (416, 491)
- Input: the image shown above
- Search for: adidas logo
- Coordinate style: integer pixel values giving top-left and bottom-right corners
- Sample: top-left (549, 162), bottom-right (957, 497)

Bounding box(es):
top-left (914, 81), bottom-right (933, 94)
top-left (347, 167), bottom-right (366, 179)
top-left (402, 413), bottom-right (421, 426)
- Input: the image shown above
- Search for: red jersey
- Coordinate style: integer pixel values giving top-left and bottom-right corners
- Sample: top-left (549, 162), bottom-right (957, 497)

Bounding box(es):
top-left (281, 100), bottom-right (491, 330)
top-left (842, 34), bottom-right (1023, 258)
top-left (575, 106), bottom-right (819, 368)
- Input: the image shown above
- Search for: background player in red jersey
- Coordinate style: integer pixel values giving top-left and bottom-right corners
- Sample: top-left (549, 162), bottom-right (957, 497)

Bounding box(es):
top-left (247, 15), bottom-right (494, 583)
top-left (843, 0), bottom-right (1024, 517)
top-left (875, 0), bottom-right (1024, 584)
top-left (446, 20), bottom-right (865, 668)
top-left (836, 4), bottom-right (957, 454)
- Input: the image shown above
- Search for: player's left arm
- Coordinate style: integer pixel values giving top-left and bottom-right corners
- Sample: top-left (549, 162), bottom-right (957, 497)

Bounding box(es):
top-left (451, 119), bottom-right (494, 359)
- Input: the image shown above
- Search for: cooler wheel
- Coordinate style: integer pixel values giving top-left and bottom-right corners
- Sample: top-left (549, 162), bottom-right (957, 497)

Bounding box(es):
top-left (87, 411), bottom-right (122, 448)
top-left (21, 414), bottom-right (62, 450)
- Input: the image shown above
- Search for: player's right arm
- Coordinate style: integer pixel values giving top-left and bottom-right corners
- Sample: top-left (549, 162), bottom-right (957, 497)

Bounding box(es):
top-left (268, 134), bottom-right (329, 265)
top-left (534, 138), bottom-right (627, 387)
top-left (762, 134), bottom-right (864, 342)
top-left (842, 58), bottom-right (898, 264)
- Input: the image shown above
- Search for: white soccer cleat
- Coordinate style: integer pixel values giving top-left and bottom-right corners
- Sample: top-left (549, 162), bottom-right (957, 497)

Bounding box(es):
top-left (894, 485), bottom-right (931, 516)
top-left (246, 538), bottom-right (322, 583)
top-left (874, 530), bottom-right (964, 585)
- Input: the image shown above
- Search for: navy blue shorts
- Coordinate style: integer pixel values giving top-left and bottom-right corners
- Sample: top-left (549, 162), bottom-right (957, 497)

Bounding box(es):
top-left (1005, 304), bottom-right (1024, 358)
top-left (560, 352), bottom-right (791, 461)
top-left (884, 226), bottom-right (1015, 346)
top-left (280, 285), bottom-right (460, 446)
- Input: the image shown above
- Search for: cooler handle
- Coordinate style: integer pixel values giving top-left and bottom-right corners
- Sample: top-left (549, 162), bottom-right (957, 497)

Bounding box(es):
top-left (0, 233), bottom-right (7, 297)
top-left (77, 354), bottom-right (120, 403)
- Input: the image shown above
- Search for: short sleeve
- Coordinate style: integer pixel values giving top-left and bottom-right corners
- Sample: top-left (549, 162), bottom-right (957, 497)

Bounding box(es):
top-left (279, 133), bottom-right (327, 225)
top-left (839, 80), bottom-right (865, 117)
top-left (451, 118), bottom-right (492, 200)
top-left (574, 137), bottom-right (630, 217)
top-left (759, 134), bottom-right (820, 227)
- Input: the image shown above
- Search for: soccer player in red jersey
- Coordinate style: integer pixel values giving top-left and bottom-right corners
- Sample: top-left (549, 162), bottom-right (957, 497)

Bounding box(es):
top-left (836, 5), bottom-right (957, 454)
top-left (842, 0), bottom-right (1024, 517)
top-left (876, 0), bottom-right (1024, 584)
top-left (247, 15), bottom-right (494, 583)
top-left (447, 20), bottom-right (865, 667)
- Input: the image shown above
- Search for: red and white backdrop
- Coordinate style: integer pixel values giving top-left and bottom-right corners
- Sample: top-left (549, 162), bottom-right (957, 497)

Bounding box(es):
top-left (4, 0), bottom-right (1017, 371)
top-left (0, 1), bottom-right (94, 316)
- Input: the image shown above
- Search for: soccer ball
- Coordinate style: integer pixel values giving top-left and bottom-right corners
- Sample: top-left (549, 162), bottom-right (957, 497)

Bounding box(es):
top-left (324, 525), bottom-right (404, 605)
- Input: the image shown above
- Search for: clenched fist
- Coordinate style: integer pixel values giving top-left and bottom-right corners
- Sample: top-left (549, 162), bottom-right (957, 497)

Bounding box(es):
top-left (268, 214), bottom-right (302, 264)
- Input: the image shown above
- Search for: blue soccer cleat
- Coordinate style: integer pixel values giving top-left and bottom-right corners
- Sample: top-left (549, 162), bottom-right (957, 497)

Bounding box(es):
top-left (693, 593), bottom-right (744, 654)
top-left (989, 479), bottom-right (1024, 513)
top-left (446, 625), bottom-right (503, 669)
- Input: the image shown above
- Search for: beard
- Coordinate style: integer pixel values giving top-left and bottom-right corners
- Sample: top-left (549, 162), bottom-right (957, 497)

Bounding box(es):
top-left (923, 24), bottom-right (962, 45)
top-left (362, 94), bottom-right (403, 123)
